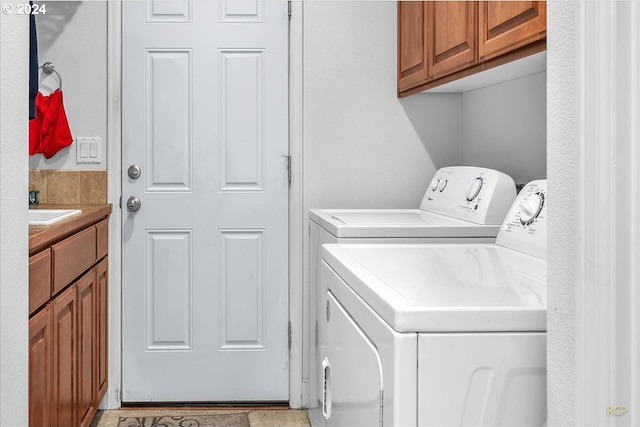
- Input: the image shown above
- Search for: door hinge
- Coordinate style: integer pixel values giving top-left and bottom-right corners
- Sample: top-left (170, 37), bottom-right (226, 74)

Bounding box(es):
top-left (288, 0), bottom-right (292, 19)
top-left (379, 389), bottom-right (384, 426)
top-left (288, 321), bottom-right (292, 349)
top-left (119, 196), bottom-right (122, 209)
top-left (283, 154), bottom-right (292, 185)
top-left (314, 321), bottom-right (318, 350)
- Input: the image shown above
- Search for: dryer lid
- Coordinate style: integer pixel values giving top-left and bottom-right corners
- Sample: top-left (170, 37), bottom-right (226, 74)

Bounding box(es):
top-left (322, 243), bottom-right (546, 333)
top-left (310, 209), bottom-right (501, 239)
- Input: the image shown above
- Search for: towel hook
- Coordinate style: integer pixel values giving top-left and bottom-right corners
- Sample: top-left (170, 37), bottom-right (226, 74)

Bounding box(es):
top-left (39, 61), bottom-right (62, 90)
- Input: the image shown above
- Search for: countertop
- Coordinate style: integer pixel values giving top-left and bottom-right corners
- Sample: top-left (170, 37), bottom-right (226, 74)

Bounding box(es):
top-left (29, 204), bottom-right (112, 255)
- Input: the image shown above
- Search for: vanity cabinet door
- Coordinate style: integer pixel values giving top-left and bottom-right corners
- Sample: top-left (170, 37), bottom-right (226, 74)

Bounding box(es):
top-left (95, 257), bottom-right (109, 403)
top-left (29, 306), bottom-right (52, 427)
top-left (29, 248), bottom-right (51, 315)
top-left (96, 219), bottom-right (108, 260)
top-left (51, 286), bottom-right (77, 427)
top-left (77, 271), bottom-right (96, 427)
top-left (52, 226), bottom-right (96, 296)
top-left (478, 1), bottom-right (546, 61)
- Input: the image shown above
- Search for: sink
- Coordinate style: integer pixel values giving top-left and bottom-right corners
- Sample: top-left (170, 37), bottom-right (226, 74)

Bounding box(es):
top-left (28, 209), bottom-right (82, 225)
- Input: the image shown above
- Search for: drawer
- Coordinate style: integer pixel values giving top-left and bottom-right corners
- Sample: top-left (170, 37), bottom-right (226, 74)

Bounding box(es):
top-left (96, 219), bottom-right (108, 260)
top-left (52, 226), bottom-right (97, 296)
top-left (29, 248), bottom-right (51, 315)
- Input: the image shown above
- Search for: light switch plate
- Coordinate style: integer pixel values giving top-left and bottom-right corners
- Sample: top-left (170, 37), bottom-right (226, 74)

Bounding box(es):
top-left (76, 137), bottom-right (102, 163)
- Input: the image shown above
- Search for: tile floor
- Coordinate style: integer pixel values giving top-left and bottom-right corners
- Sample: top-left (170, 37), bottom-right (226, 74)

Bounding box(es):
top-left (91, 408), bottom-right (310, 427)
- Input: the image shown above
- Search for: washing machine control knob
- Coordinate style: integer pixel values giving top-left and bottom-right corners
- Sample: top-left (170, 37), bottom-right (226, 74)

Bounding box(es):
top-left (430, 177), bottom-right (440, 191)
top-left (465, 177), bottom-right (483, 201)
top-left (437, 178), bottom-right (448, 192)
top-left (519, 192), bottom-right (545, 225)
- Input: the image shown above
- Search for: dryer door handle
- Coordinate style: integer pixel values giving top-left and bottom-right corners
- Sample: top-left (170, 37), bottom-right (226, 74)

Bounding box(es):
top-left (322, 357), bottom-right (332, 420)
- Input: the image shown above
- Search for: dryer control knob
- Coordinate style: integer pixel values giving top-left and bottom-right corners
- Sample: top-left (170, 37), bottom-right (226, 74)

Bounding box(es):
top-left (520, 192), bottom-right (544, 225)
top-left (465, 177), bottom-right (483, 201)
top-left (430, 177), bottom-right (440, 191)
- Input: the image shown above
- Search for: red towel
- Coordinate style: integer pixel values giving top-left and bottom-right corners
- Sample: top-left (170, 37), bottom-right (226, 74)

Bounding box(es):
top-left (29, 89), bottom-right (73, 159)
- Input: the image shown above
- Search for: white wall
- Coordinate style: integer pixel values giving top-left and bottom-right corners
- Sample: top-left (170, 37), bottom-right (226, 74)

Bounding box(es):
top-left (30, 1), bottom-right (107, 170)
top-left (303, 1), bottom-right (461, 212)
top-left (461, 71), bottom-right (547, 185)
top-left (547, 2), bottom-right (576, 425)
top-left (0, 9), bottom-right (30, 427)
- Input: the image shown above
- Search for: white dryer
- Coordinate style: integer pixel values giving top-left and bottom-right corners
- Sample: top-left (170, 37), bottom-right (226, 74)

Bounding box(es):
top-left (308, 166), bottom-right (516, 423)
top-left (319, 180), bottom-right (547, 427)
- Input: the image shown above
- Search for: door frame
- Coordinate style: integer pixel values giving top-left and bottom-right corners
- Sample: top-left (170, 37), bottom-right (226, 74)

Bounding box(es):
top-left (105, 0), bottom-right (305, 409)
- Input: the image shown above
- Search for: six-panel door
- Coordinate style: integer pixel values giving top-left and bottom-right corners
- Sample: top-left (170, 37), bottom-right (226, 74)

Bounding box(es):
top-left (121, 0), bottom-right (290, 402)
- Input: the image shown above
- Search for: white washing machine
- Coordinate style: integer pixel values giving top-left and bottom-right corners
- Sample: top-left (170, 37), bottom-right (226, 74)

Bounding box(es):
top-left (318, 180), bottom-right (547, 427)
top-left (308, 166), bottom-right (517, 424)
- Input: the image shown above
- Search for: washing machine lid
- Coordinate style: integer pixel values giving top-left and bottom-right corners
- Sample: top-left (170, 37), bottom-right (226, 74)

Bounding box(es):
top-left (321, 243), bottom-right (546, 333)
top-left (309, 209), bottom-right (501, 239)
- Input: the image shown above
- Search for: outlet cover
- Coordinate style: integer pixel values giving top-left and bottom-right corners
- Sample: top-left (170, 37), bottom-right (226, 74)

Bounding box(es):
top-left (76, 137), bottom-right (102, 163)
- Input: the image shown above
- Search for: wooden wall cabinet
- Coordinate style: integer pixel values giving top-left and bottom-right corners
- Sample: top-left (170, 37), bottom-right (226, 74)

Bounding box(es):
top-left (29, 216), bottom-right (109, 427)
top-left (398, 0), bottom-right (546, 96)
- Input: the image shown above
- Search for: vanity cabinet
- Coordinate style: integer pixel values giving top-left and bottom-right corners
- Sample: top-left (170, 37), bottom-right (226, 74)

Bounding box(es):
top-left (29, 212), bottom-right (109, 427)
top-left (398, 0), bottom-right (546, 96)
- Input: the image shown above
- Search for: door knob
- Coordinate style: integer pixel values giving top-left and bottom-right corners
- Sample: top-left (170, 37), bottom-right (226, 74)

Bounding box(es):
top-left (128, 165), bottom-right (142, 179)
top-left (127, 196), bottom-right (141, 212)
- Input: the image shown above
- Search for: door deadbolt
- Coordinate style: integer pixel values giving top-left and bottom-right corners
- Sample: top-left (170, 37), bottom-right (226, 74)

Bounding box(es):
top-left (128, 165), bottom-right (142, 180)
top-left (127, 196), bottom-right (141, 212)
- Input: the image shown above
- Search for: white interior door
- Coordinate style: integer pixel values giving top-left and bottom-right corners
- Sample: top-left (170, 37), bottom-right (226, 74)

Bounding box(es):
top-left (121, 0), bottom-right (289, 402)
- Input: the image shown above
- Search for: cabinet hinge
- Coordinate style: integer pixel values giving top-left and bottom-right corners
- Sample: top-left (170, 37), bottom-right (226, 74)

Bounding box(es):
top-left (119, 196), bottom-right (122, 209)
top-left (288, 0), bottom-right (292, 19)
top-left (288, 321), bottom-right (292, 350)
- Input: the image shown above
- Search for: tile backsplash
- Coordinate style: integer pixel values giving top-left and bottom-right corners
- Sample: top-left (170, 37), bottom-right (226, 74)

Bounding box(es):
top-left (29, 170), bottom-right (107, 204)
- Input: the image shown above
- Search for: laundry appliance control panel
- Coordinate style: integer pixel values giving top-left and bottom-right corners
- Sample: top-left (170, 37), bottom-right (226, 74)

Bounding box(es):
top-left (496, 179), bottom-right (547, 260)
top-left (419, 166), bottom-right (517, 225)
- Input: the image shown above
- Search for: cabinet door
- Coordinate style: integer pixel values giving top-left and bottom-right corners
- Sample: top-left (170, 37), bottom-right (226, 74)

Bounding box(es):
top-left (29, 249), bottom-right (51, 315)
top-left (479, 1), bottom-right (546, 61)
top-left (427, 1), bottom-right (477, 80)
top-left (398, 1), bottom-right (429, 92)
top-left (51, 286), bottom-right (76, 427)
top-left (95, 258), bottom-right (108, 403)
top-left (77, 271), bottom-right (96, 427)
top-left (29, 306), bottom-right (52, 427)
top-left (96, 219), bottom-right (109, 261)
top-left (52, 226), bottom-right (96, 296)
